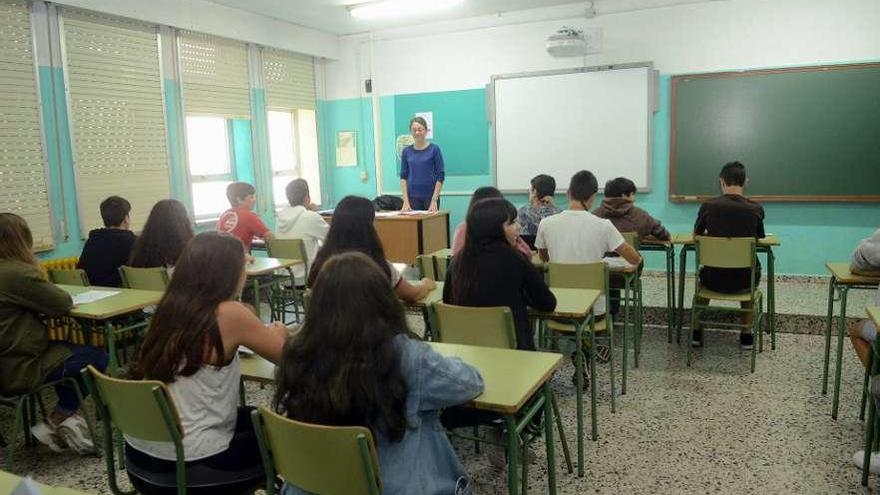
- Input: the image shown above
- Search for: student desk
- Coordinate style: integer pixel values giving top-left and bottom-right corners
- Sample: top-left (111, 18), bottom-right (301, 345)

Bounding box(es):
top-left (245, 257), bottom-right (303, 321)
top-left (639, 237), bottom-right (676, 341)
top-left (0, 470), bottom-right (91, 494)
top-left (59, 285), bottom-right (162, 375)
top-left (822, 263), bottom-right (880, 419)
top-left (531, 287), bottom-right (601, 477)
top-left (673, 234), bottom-right (780, 348)
top-left (321, 211), bottom-right (450, 265)
top-left (241, 343), bottom-right (564, 495)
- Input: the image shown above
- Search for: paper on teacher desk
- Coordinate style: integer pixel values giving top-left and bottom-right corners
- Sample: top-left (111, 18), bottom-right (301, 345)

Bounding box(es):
top-left (71, 290), bottom-right (119, 305)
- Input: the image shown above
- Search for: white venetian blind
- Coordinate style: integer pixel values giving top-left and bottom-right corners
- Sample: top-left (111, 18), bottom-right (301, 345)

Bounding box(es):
top-left (262, 47), bottom-right (315, 110)
top-left (179, 31), bottom-right (251, 118)
top-left (0, 0), bottom-right (54, 249)
top-left (62, 8), bottom-right (170, 234)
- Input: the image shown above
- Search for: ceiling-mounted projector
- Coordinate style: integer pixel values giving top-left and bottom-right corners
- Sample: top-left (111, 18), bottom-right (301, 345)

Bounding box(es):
top-left (546, 26), bottom-right (602, 58)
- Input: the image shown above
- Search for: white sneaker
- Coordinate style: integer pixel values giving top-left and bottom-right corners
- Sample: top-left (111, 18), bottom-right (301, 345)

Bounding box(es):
top-left (30, 422), bottom-right (66, 453)
top-left (853, 450), bottom-right (880, 474)
top-left (57, 414), bottom-right (96, 454)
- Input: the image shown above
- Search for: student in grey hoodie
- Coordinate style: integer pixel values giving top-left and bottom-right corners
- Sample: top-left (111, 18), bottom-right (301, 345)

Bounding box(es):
top-left (275, 179), bottom-right (329, 283)
top-left (848, 227), bottom-right (880, 474)
top-left (594, 177), bottom-right (670, 241)
top-left (848, 228), bottom-right (880, 368)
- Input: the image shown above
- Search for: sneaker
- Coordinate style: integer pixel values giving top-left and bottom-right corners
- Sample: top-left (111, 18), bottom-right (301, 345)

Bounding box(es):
top-left (30, 422), bottom-right (67, 453)
top-left (691, 329), bottom-right (703, 347)
top-left (57, 414), bottom-right (96, 454)
top-left (739, 333), bottom-right (754, 350)
top-left (853, 450), bottom-right (880, 474)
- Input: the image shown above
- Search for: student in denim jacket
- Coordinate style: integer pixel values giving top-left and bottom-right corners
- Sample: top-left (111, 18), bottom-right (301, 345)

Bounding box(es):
top-left (276, 251), bottom-right (484, 495)
top-left (517, 174), bottom-right (561, 239)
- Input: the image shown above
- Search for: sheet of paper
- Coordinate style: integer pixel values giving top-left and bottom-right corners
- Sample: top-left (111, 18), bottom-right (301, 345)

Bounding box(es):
top-left (375, 211), bottom-right (400, 218)
top-left (398, 210), bottom-right (428, 216)
top-left (70, 290), bottom-right (119, 306)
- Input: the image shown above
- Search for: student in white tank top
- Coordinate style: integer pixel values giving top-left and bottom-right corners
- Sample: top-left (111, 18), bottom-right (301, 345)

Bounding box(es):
top-left (126, 232), bottom-right (288, 480)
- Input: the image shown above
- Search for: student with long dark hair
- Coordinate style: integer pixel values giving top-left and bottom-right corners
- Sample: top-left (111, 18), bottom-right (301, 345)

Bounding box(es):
top-left (275, 251), bottom-right (483, 495)
top-left (444, 197), bottom-right (557, 351)
top-left (128, 199), bottom-right (194, 270)
top-left (451, 186), bottom-right (532, 257)
top-left (0, 213), bottom-right (107, 453)
top-left (126, 232), bottom-right (287, 478)
top-left (307, 195), bottom-right (435, 303)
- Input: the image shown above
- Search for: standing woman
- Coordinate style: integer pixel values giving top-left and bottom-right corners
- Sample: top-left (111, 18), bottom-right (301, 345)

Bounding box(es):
top-left (400, 116), bottom-right (445, 212)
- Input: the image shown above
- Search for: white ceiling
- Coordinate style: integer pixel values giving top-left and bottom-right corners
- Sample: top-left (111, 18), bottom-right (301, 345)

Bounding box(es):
top-left (204, 0), bottom-right (723, 36)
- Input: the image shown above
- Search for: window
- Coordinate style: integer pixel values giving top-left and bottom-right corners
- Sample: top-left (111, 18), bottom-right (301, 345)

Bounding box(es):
top-left (268, 109), bottom-right (321, 208)
top-left (185, 116), bottom-right (233, 219)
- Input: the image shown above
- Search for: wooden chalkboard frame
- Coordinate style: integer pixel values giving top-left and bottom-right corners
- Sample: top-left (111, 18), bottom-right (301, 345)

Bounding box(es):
top-left (669, 63), bottom-right (880, 203)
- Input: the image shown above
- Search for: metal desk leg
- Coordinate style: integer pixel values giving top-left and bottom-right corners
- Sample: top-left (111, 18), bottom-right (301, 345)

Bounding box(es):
top-left (104, 321), bottom-right (119, 376)
top-left (574, 317), bottom-right (586, 476)
top-left (677, 247), bottom-right (689, 343)
top-left (861, 352), bottom-right (873, 421)
top-left (667, 245), bottom-right (675, 343)
top-left (589, 315), bottom-right (599, 439)
top-left (822, 278), bottom-right (836, 395)
top-left (621, 275), bottom-right (630, 395)
top-left (505, 415), bottom-right (519, 495)
top-left (635, 274), bottom-right (644, 368)
top-left (862, 343), bottom-right (879, 486)
top-left (832, 286), bottom-right (850, 419)
top-left (766, 248), bottom-right (776, 350)
top-left (252, 279), bottom-right (262, 321)
top-left (544, 383), bottom-right (557, 495)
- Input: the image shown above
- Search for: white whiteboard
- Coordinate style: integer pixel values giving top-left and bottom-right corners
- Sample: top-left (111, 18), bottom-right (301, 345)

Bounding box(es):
top-left (492, 66), bottom-right (653, 193)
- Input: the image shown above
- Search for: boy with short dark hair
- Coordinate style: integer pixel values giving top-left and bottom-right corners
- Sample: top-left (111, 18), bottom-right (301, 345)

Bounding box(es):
top-left (217, 182), bottom-right (274, 252)
top-left (517, 174), bottom-right (561, 237)
top-left (594, 177), bottom-right (670, 241)
top-left (77, 196), bottom-right (136, 287)
top-left (692, 161), bottom-right (765, 349)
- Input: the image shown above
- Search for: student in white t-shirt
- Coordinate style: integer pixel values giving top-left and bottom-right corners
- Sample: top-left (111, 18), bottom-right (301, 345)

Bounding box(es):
top-left (276, 179), bottom-right (330, 283)
top-left (535, 170), bottom-right (642, 317)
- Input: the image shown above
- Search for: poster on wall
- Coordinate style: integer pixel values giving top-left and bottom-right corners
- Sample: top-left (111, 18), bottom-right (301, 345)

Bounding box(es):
top-left (415, 111), bottom-right (434, 139)
top-left (336, 131), bottom-right (357, 167)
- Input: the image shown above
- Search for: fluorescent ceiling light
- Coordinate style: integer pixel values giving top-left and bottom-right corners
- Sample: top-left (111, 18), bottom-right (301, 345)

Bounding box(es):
top-left (348, 0), bottom-right (465, 20)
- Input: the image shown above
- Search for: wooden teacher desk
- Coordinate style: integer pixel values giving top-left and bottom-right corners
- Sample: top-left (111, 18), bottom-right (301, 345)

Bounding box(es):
top-left (322, 210), bottom-right (450, 265)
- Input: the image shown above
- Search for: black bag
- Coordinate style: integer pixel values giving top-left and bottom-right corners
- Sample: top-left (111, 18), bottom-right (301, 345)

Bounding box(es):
top-left (373, 195), bottom-right (403, 211)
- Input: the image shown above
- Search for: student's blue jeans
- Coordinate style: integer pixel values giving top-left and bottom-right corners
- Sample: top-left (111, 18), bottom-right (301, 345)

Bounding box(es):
top-left (44, 341), bottom-right (108, 415)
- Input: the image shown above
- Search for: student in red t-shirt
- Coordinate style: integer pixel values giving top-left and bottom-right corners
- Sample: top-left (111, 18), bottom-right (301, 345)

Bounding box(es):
top-left (217, 182), bottom-right (274, 252)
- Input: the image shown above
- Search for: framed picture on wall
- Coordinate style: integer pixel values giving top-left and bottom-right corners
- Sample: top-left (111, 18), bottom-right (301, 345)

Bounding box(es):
top-left (336, 131), bottom-right (357, 167)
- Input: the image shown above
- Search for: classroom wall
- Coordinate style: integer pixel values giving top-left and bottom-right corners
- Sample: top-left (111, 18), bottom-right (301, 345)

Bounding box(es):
top-left (316, 0), bottom-right (880, 275)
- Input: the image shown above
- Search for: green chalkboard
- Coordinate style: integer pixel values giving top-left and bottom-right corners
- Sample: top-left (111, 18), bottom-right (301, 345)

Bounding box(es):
top-left (670, 63), bottom-right (880, 202)
top-left (393, 89), bottom-right (489, 176)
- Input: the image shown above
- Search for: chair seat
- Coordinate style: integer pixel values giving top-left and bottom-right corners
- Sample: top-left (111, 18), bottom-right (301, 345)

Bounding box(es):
top-left (125, 445), bottom-right (265, 495)
top-left (546, 317), bottom-right (607, 333)
top-left (696, 288), bottom-right (762, 302)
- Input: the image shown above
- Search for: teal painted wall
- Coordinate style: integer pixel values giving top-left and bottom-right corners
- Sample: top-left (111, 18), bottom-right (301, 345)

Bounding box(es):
top-left (316, 97), bottom-right (378, 204)
top-left (317, 75), bottom-right (880, 276)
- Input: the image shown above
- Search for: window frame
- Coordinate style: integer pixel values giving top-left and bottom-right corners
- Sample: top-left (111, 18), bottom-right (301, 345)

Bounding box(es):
top-left (183, 114), bottom-right (237, 220)
top-left (268, 108), bottom-right (303, 208)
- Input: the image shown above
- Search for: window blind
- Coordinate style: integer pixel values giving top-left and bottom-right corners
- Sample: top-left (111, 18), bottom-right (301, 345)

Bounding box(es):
top-left (179, 31), bottom-right (251, 118)
top-left (262, 47), bottom-right (315, 111)
top-left (61, 8), bottom-right (170, 234)
top-left (0, 0), bottom-right (54, 249)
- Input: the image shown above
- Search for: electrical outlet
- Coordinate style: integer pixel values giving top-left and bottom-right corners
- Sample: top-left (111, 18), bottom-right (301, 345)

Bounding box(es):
top-left (359, 170), bottom-right (368, 181)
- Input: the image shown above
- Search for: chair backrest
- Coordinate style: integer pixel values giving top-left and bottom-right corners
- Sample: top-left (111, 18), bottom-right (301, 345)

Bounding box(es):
top-left (621, 231), bottom-right (640, 250)
top-left (253, 407), bottom-right (381, 495)
top-left (431, 302), bottom-right (517, 349)
top-left (266, 238), bottom-right (309, 275)
top-left (48, 268), bottom-right (90, 286)
top-left (82, 365), bottom-right (182, 443)
top-left (695, 236), bottom-right (756, 269)
top-left (119, 266), bottom-right (170, 291)
top-left (546, 262), bottom-right (608, 294)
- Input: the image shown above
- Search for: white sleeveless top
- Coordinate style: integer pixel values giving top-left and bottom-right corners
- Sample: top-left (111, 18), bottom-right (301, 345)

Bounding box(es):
top-left (126, 353), bottom-right (241, 461)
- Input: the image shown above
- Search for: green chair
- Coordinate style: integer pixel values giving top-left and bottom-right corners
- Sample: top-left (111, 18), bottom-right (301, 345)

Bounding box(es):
top-left (266, 239), bottom-right (308, 324)
top-left (545, 262), bottom-right (617, 426)
top-left (429, 302), bottom-right (573, 476)
top-left (1, 378), bottom-right (97, 470)
top-left (416, 254), bottom-right (449, 282)
top-left (251, 406), bottom-right (381, 495)
top-left (688, 236), bottom-right (764, 373)
top-left (83, 366), bottom-right (264, 495)
top-left (431, 303), bottom-right (517, 349)
top-left (48, 268), bottom-right (90, 286)
top-left (119, 266), bottom-right (170, 291)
